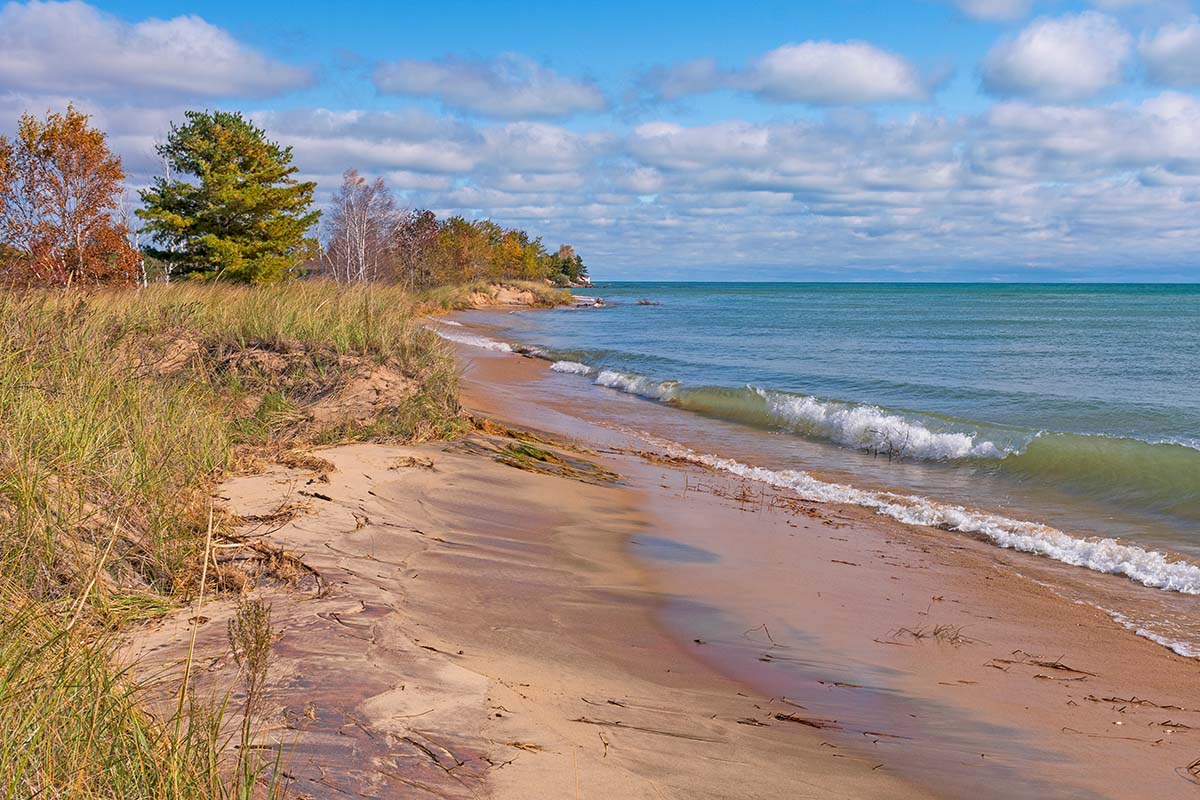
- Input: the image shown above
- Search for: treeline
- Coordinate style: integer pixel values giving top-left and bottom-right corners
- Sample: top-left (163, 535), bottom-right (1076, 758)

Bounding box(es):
top-left (319, 169), bottom-right (588, 289)
top-left (0, 107), bottom-right (589, 288)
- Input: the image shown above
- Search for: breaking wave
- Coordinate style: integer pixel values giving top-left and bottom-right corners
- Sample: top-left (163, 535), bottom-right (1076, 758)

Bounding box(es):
top-left (647, 437), bottom-right (1200, 596)
top-left (550, 360), bottom-right (595, 375)
top-left (431, 328), bottom-right (514, 352)
top-left (545, 363), bottom-right (1199, 522)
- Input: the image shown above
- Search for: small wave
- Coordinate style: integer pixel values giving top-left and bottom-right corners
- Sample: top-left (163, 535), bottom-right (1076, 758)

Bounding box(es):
top-left (645, 437), bottom-right (1200, 595)
top-left (436, 319), bottom-right (463, 327)
top-left (551, 361), bottom-right (595, 375)
top-left (1001, 434), bottom-right (1200, 520)
top-left (594, 369), bottom-right (681, 401)
top-left (749, 388), bottom-right (1008, 460)
top-left (431, 328), bottom-right (513, 352)
top-left (542, 359), bottom-right (1198, 520)
top-left (551, 363), bottom-right (1012, 462)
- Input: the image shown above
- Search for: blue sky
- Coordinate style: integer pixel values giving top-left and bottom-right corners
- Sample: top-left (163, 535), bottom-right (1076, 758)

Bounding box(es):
top-left (2, 0), bottom-right (1199, 279)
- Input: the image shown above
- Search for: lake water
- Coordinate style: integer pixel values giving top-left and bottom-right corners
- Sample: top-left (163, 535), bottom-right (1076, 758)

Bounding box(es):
top-left (443, 282), bottom-right (1200, 655)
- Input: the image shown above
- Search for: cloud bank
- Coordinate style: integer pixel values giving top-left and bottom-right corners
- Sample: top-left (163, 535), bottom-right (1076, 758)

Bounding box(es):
top-left (1, 0), bottom-right (1199, 278)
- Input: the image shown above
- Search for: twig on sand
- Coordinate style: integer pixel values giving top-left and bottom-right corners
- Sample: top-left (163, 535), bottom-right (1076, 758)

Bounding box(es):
top-left (569, 717), bottom-right (719, 743)
top-left (743, 623), bottom-right (779, 646)
top-left (889, 624), bottom-right (981, 646)
top-left (989, 652), bottom-right (1096, 676)
top-left (773, 713), bottom-right (841, 730)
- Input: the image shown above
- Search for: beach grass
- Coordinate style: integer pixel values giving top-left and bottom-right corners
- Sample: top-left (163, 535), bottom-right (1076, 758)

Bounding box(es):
top-left (0, 280), bottom-right (465, 798)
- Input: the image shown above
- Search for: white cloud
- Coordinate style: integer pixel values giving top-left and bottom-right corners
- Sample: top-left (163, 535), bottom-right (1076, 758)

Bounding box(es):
top-left (743, 42), bottom-right (928, 104)
top-left (480, 122), bottom-right (612, 172)
top-left (0, 1), bottom-right (311, 98)
top-left (641, 41), bottom-right (927, 106)
top-left (949, 0), bottom-right (1032, 22)
top-left (373, 53), bottom-right (606, 119)
top-left (1140, 16), bottom-right (1200, 87)
top-left (253, 108), bottom-right (483, 175)
top-left (234, 96), bottom-right (1200, 275)
top-left (981, 12), bottom-right (1132, 101)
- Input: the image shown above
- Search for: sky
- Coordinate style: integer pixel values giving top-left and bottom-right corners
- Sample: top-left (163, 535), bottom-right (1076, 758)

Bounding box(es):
top-left (2, 1), bottom-right (1200, 280)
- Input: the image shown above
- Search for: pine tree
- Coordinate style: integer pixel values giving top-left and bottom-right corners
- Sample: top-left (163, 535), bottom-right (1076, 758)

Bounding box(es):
top-left (137, 110), bottom-right (319, 284)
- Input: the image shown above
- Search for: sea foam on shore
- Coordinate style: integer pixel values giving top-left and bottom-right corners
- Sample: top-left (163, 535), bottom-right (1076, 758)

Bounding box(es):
top-left (640, 435), bottom-right (1200, 598)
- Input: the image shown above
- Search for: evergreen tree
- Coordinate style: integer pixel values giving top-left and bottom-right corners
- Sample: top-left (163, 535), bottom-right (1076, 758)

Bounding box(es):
top-left (138, 110), bottom-right (319, 283)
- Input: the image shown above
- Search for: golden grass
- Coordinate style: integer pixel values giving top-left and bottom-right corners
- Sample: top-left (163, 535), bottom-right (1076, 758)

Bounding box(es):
top-left (0, 280), bottom-right (465, 798)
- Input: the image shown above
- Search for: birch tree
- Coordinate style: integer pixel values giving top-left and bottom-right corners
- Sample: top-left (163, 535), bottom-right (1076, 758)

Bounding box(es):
top-left (322, 169), bottom-right (397, 283)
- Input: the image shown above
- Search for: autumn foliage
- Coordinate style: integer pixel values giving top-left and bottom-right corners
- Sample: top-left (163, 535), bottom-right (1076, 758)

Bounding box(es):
top-left (320, 168), bottom-right (589, 289)
top-left (0, 106), bottom-right (138, 286)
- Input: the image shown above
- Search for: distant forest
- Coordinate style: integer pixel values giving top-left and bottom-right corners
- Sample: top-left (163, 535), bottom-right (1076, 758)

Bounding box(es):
top-left (0, 107), bottom-right (589, 288)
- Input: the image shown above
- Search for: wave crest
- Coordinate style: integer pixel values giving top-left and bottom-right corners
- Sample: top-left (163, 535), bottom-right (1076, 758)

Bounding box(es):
top-left (431, 328), bottom-right (514, 352)
top-left (551, 360), bottom-right (595, 375)
top-left (752, 388), bottom-right (1007, 460)
top-left (594, 369), bottom-right (681, 401)
top-left (649, 438), bottom-right (1200, 596)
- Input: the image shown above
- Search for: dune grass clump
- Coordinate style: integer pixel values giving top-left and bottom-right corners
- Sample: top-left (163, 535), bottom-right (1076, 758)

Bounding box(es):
top-left (0, 280), bottom-right (465, 798)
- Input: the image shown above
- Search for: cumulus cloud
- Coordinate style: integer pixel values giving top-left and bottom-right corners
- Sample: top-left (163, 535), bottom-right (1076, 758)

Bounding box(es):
top-left (640, 41), bottom-right (928, 105)
top-left (607, 93), bottom-right (1200, 273)
top-left (373, 53), bottom-right (606, 119)
top-left (253, 108), bottom-right (484, 175)
top-left (1140, 17), bottom-right (1200, 87)
top-left (948, 0), bottom-right (1032, 22)
top-left (744, 42), bottom-right (929, 104)
top-left (0, 1), bottom-right (311, 98)
top-left (981, 12), bottom-right (1132, 101)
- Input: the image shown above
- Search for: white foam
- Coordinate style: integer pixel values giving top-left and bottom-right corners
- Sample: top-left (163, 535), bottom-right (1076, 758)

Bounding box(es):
top-left (437, 319), bottom-right (464, 327)
top-left (551, 361), bottom-right (595, 375)
top-left (1084, 603), bottom-right (1200, 658)
top-left (647, 437), bottom-right (1200, 596)
top-left (755, 388), bottom-right (1007, 461)
top-left (595, 369), bottom-right (680, 401)
top-left (431, 328), bottom-right (513, 352)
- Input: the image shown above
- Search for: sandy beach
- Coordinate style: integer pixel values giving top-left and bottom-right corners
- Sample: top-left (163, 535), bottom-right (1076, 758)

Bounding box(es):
top-left (123, 306), bottom-right (1200, 800)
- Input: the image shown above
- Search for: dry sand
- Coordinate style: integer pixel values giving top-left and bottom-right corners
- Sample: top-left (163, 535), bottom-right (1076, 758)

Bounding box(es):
top-left (125, 318), bottom-right (1200, 800)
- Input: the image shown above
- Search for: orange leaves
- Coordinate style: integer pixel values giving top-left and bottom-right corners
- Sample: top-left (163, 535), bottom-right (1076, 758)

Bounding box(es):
top-left (0, 105), bottom-right (138, 287)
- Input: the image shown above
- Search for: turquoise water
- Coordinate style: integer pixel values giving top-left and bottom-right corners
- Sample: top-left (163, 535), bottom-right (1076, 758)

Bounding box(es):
top-left (474, 283), bottom-right (1200, 559)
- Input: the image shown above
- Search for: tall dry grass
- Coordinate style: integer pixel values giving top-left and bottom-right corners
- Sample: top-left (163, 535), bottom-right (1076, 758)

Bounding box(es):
top-left (0, 280), bottom-right (464, 799)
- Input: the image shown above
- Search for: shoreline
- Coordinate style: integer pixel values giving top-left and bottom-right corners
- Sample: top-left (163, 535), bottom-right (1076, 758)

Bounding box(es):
top-left (434, 306), bottom-right (1200, 659)
top-left (449, 312), bottom-right (1200, 798)
top-left (120, 295), bottom-right (1200, 798)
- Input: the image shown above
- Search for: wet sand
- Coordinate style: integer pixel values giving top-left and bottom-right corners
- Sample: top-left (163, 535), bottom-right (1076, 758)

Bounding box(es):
top-left (454, 326), bottom-right (1200, 799)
